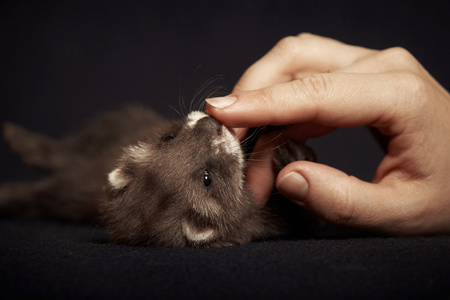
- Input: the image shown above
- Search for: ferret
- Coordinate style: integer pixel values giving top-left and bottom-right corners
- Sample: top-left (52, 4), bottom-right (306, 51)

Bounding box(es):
top-left (0, 106), bottom-right (315, 247)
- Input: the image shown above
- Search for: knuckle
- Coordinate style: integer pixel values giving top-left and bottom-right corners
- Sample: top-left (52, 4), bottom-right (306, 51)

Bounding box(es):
top-left (402, 72), bottom-right (429, 97)
top-left (296, 32), bottom-right (316, 39)
top-left (271, 34), bottom-right (321, 61)
top-left (288, 74), bottom-right (333, 123)
top-left (305, 74), bottom-right (331, 97)
top-left (377, 47), bottom-right (418, 67)
top-left (272, 36), bottom-right (301, 58)
top-left (395, 72), bottom-right (430, 116)
top-left (294, 73), bottom-right (331, 103)
top-left (270, 34), bottom-right (327, 64)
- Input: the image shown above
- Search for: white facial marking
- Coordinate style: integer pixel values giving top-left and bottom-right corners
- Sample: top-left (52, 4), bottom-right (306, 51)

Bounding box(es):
top-left (108, 168), bottom-right (129, 189)
top-left (185, 110), bottom-right (245, 170)
top-left (212, 127), bottom-right (245, 168)
top-left (127, 142), bottom-right (149, 162)
top-left (182, 219), bottom-right (216, 242)
top-left (186, 111), bottom-right (208, 129)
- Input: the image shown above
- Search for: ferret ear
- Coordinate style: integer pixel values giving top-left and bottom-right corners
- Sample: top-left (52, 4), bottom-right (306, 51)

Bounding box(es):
top-left (182, 220), bottom-right (216, 244)
top-left (108, 167), bottom-right (131, 189)
top-left (108, 141), bottom-right (149, 189)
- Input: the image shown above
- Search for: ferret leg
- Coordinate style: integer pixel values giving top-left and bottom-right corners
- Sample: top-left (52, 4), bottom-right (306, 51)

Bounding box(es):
top-left (0, 179), bottom-right (99, 222)
top-left (3, 122), bottom-right (70, 172)
top-left (0, 180), bottom-right (50, 218)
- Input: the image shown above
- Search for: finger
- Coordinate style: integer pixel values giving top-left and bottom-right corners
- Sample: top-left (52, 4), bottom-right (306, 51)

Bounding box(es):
top-left (275, 161), bottom-right (424, 234)
top-left (207, 72), bottom-right (410, 135)
top-left (230, 127), bottom-right (248, 142)
top-left (338, 47), bottom-right (424, 75)
top-left (282, 122), bottom-right (336, 142)
top-left (338, 47), bottom-right (447, 102)
top-left (233, 33), bottom-right (376, 93)
top-left (245, 133), bottom-right (282, 206)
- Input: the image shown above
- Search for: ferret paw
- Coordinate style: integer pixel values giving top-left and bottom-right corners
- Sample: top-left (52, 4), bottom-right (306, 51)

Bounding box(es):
top-left (273, 140), bottom-right (315, 171)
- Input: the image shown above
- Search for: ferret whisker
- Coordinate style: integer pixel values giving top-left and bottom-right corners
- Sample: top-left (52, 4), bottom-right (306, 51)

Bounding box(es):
top-left (251, 141), bottom-right (290, 155)
top-left (178, 88), bottom-right (187, 118)
top-left (240, 128), bottom-right (288, 154)
top-left (198, 84), bottom-right (227, 112)
top-left (245, 158), bottom-right (272, 163)
top-left (198, 85), bottom-right (226, 110)
top-left (164, 102), bottom-right (183, 118)
top-left (180, 65), bottom-right (204, 116)
top-left (244, 139), bottom-right (291, 158)
top-left (239, 127), bottom-right (267, 148)
top-left (190, 75), bottom-right (225, 113)
top-left (251, 132), bottom-right (287, 150)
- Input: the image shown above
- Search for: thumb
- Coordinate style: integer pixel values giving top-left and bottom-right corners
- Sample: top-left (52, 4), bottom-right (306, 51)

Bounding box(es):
top-left (275, 161), bottom-right (394, 231)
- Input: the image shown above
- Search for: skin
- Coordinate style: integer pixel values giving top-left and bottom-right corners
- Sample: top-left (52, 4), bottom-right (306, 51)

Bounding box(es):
top-left (206, 33), bottom-right (450, 236)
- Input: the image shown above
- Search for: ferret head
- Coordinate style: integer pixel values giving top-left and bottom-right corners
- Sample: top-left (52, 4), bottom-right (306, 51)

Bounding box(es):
top-left (102, 111), bottom-right (270, 247)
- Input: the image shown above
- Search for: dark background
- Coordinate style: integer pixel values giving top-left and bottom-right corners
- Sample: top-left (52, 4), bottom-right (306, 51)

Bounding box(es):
top-left (2, 0), bottom-right (449, 183)
top-left (1, 2), bottom-right (450, 299)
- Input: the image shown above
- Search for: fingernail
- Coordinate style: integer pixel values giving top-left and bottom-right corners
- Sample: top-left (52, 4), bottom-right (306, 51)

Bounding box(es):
top-left (276, 172), bottom-right (309, 206)
top-left (205, 96), bottom-right (237, 109)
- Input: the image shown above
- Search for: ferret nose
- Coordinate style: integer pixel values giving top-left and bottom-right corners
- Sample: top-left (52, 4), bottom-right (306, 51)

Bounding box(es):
top-left (204, 117), bottom-right (222, 134)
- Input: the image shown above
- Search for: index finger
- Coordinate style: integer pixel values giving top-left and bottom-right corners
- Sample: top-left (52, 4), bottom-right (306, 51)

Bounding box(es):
top-left (207, 72), bottom-right (411, 136)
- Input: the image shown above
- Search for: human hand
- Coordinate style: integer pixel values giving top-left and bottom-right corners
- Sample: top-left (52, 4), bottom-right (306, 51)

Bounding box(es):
top-left (206, 33), bottom-right (450, 235)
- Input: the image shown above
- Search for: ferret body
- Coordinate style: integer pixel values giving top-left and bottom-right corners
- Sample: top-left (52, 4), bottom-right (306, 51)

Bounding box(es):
top-left (0, 106), bottom-right (315, 247)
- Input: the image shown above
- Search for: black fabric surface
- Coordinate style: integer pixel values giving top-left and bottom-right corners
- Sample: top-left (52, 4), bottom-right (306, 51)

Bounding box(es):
top-left (1, 218), bottom-right (449, 300)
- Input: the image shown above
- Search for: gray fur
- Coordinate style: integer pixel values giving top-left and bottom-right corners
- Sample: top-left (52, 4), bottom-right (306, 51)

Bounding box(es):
top-left (0, 106), bottom-right (314, 247)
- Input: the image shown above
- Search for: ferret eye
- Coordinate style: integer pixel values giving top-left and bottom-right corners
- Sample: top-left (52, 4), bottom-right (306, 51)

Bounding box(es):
top-left (203, 170), bottom-right (212, 187)
top-left (161, 134), bottom-right (176, 143)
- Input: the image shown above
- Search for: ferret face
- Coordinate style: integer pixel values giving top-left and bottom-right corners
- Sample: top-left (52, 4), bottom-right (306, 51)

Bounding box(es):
top-left (103, 111), bottom-right (254, 247)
